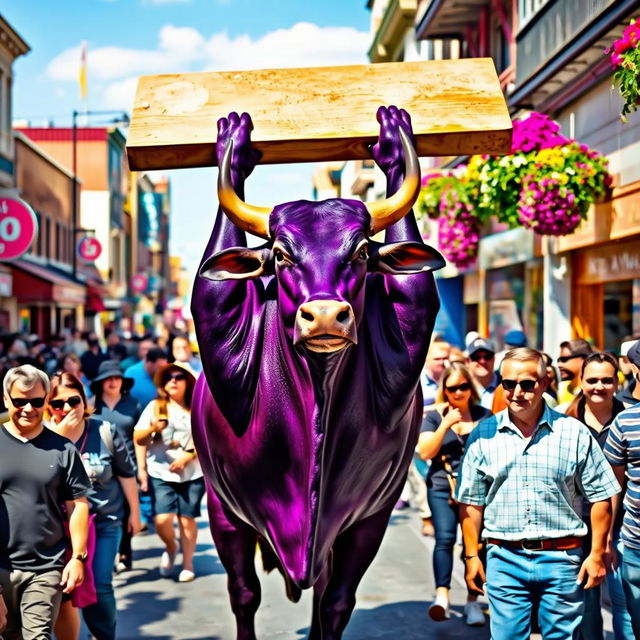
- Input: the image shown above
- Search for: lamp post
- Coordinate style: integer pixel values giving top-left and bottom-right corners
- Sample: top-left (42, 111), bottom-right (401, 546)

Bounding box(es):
top-left (71, 109), bottom-right (129, 280)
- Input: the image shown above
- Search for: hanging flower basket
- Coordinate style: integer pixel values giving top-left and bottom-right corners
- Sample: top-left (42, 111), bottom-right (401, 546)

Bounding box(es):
top-left (518, 174), bottom-right (582, 235)
top-left (436, 188), bottom-right (479, 270)
top-left (606, 19), bottom-right (640, 120)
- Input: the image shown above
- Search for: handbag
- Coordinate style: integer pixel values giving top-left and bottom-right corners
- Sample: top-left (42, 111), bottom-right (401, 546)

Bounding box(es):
top-left (440, 454), bottom-right (458, 505)
top-left (63, 511), bottom-right (98, 607)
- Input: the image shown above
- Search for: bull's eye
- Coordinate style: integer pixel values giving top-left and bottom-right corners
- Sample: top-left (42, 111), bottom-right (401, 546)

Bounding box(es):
top-left (358, 247), bottom-right (368, 261)
top-left (273, 248), bottom-right (291, 266)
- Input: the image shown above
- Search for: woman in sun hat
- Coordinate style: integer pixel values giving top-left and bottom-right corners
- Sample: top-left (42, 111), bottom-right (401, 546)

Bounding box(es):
top-left (134, 362), bottom-right (204, 582)
top-left (91, 360), bottom-right (143, 572)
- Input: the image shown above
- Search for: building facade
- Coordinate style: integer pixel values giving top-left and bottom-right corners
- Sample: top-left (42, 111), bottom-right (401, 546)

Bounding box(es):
top-left (370, 0), bottom-right (640, 353)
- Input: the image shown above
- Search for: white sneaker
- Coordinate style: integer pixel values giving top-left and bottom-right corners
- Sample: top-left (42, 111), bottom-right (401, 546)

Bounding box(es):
top-left (464, 600), bottom-right (486, 626)
top-left (178, 569), bottom-right (196, 583)
top-left (159, 550), bottom-right (177, 577)
top-left (428, 594), bottom-right (450, 621)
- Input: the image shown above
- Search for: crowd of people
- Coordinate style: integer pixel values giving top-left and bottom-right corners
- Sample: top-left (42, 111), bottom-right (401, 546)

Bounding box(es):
top-left (404, 329), bottom-right (640, 639)
top-left (0, 328), bottom-right (205, 640)
top-left (1, 323), bottom-right (640, 639)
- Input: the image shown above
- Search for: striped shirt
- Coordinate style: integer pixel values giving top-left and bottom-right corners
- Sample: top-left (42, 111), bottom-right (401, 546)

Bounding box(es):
top-left (604, 403), bottom-right (640, 550)
top-left (456, 403), bottom-right (620, 540)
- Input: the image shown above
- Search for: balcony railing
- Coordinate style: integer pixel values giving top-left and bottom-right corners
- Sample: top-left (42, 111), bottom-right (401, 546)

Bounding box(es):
top-left (516, 0), bottom-right (617, 86)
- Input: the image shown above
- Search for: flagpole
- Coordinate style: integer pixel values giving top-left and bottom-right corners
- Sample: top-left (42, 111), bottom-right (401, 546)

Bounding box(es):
top-left (79, 41), bottom-right (88, 126)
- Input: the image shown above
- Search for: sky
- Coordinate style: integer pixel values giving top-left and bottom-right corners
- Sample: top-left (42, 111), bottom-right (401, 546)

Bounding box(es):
top-left (4, 0), bottom-right (372, 280)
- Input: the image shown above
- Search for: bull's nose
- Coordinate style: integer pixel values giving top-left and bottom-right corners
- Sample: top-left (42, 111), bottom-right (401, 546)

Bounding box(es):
top-left (294, 300), bottom-right (357, 350)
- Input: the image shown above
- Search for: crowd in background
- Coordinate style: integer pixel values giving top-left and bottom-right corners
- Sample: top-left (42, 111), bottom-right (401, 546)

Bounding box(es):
top-left (398, 328), bottom-right (640, 639)
top-left (0, 327), bottom-right (205, 640)
top-left (2, 322), bottom-right (640, 639)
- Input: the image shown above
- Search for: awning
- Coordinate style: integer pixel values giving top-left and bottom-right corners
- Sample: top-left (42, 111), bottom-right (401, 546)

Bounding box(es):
top-left (86, 284), bottom-right (106, 312)
top-left (10, 258), bottom-right (85, 306)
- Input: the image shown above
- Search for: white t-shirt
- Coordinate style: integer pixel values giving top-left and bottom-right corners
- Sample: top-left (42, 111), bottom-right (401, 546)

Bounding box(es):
top-left (134, 400), bottom-right (202, 483)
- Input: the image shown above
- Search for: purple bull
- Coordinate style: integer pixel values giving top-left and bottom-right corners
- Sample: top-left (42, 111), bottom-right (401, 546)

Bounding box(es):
top-left (191, 106), bottom-right (444, 640)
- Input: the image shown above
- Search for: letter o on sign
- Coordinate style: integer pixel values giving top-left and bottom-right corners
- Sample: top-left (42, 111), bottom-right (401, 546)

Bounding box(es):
top-left (0, 198), bottom-right (38, 260)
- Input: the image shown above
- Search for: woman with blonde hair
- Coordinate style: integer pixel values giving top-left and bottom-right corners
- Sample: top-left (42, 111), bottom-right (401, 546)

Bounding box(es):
top-left (134, 362), bottom-right (204, 582)
top-left (418, 361), bottom-right (492, 627)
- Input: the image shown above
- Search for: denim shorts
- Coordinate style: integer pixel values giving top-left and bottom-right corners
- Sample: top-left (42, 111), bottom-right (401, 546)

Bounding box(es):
top-left (149, 476), bottom-right (206, 518)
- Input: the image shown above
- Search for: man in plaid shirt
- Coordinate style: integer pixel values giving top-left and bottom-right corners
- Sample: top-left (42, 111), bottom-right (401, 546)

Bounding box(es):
top-left (456, 347), bottom-right (620, 640)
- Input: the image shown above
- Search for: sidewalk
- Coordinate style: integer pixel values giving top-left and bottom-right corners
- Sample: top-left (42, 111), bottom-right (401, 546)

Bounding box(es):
top-left (113, 507), bottom-right (490, 639)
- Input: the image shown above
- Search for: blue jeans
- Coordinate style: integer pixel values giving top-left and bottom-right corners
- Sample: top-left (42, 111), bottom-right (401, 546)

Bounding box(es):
top-left (82, 520), bottom-right (122, 640)
top-left (427, 487), bottom-right (458, 589)
top-left (486, 543), bottom-right (584, 640)
top-left (621, 543), bottom-right (640, 639)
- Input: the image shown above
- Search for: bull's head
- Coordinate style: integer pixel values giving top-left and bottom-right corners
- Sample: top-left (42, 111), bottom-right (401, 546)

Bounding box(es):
top-left (200, 130), bottom-right (444, 354)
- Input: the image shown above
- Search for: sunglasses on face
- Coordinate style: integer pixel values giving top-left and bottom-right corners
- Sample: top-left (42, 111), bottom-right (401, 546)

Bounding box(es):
top-left (501, 379), bottom-right (539, 392)
top-left (584, 377), bottom-right (615, 386)
top-left (164, 372), bottom-right (187, 383)
top-left (10, 396), bottom-right (46, 409)
top-left (470, 352), bottom-right (494, 362)
top-left (557, 354), bottom-right (585, 364)
top-left (49, 395), bottom-right (83, 410)
top-left (445, 383), bottom-right (471, 393)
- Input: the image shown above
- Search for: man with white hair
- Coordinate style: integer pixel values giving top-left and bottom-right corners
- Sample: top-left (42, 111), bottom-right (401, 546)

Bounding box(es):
top-left (0, 365), bottom-right (91, 640)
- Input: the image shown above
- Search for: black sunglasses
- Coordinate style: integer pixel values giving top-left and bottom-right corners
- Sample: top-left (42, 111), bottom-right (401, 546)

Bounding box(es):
top-left (501, 379), bottom-right (539, 392)
top-left (584, 377), bottom-right (615, 386)
top-left (49, 395), bottom-right (83, 410)
top-left (557, 354), bottom-right (586, 364)
top-left (470, 352), bottom-right (494, 362)
top-left (445, 383), bottom-right (471, 393)
top-left (10, 396), bottom-right (46, 409)
top-left (164, 372), bottom-right (187, 383)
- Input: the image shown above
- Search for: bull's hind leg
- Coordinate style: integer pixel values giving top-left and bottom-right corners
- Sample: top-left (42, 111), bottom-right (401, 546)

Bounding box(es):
top-left (206, 484), bottom-right (261, 640)
top-left (311, 507), bottom-right (394, 640)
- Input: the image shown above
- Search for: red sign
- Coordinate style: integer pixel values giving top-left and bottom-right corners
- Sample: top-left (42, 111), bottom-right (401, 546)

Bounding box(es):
top-left (77, 235), bottom-right (102, 262)
top-left (131, 274), bottom-right (148, 293)
top-left (0, 197), bottom-right (38, 260)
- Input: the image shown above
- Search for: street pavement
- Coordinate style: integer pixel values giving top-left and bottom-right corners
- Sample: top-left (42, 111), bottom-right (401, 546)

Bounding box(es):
top-left (113, 506), bottom-right (614, 640)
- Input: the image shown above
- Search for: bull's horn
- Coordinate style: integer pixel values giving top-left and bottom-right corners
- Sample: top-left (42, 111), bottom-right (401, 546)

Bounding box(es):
top-left (218, 139), bottom-right (271, 239)
top-left (366, 128), bottom-right (421, 234)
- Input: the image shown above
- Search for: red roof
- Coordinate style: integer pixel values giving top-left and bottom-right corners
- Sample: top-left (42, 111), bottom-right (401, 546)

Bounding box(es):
top-left (16, 127), bottom-right (108, 142)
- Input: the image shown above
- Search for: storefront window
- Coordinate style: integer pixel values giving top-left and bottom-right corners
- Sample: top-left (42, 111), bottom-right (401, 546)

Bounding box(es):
top-left (487, 264), bottom-right (526, 350)
top-left (603, 281), bottom-right (633, 352)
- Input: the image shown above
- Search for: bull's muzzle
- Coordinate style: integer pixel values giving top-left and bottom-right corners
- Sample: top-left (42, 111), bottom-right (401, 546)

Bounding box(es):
top-left (294, 300), bottom-right (357, 353)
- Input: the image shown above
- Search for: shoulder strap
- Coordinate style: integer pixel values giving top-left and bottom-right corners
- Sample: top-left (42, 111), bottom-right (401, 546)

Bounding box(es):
top-left (99, 420), bottom-right (114, 455)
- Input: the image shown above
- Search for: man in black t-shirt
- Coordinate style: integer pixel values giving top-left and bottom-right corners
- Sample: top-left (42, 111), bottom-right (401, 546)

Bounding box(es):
top-left (0, 365), bottom-right (91, 640)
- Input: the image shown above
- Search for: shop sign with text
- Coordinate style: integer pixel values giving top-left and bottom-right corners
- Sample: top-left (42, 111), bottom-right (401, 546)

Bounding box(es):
top-left (0, 197), bottom-right (38, 260)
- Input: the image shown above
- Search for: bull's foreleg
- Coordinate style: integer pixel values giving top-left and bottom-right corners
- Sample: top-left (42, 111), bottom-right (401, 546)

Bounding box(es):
top-left (206, 485), bottom-right (261, 640)
top-left (311, 507), bottom-right (394, 640)
top-left (308, 558), bottom-right (332, 640)
top-left (371, 106), bottom-right (422, 245)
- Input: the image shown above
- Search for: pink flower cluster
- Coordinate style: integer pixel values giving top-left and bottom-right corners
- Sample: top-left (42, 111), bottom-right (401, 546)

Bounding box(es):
top-left (518, 175), bottom-right (582, 236)
top-left (606, 20), bottom-right (640, 67)
top-left (437, 190), bottom-right (479, 269)
top-left (511, 113), bottom-right (568, 153)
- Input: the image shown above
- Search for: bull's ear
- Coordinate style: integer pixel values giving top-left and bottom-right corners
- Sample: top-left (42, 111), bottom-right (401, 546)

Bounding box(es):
top-left (199, 246), bottom-right (272, 281)
top-left (368, 241), bottom-right (446, 274)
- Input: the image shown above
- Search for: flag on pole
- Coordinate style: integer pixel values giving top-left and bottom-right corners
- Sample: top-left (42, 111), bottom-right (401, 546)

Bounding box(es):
top-left (79, 41), bottom-right (87, 99)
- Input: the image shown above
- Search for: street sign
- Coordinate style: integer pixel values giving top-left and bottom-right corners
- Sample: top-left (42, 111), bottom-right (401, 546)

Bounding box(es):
top-left (131, 273), bottom-right (148, 293)
top-left (0, 197), bottom-right (38, 260)
top-left (77, 235), bottom-right (103, 262)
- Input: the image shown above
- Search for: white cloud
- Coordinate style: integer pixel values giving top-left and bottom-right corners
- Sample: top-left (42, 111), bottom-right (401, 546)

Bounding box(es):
top-left (45, 22), bottom-right (369, 107)
top-left (203, 23), bottom-right (370, 71)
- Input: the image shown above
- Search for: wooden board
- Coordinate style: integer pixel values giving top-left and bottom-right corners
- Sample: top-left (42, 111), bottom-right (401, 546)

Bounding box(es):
top-left (126, 58), bottom-right (512, 171)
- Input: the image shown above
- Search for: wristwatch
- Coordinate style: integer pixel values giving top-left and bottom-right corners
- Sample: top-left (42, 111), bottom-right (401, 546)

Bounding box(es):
top-left (72, 552), bottom-right (89, 563)
top-left (463, 554), bottom-right (478, 561)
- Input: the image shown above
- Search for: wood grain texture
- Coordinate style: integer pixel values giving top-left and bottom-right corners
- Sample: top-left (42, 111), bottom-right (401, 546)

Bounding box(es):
top-left (126, 58), bottom-right (512, 170)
